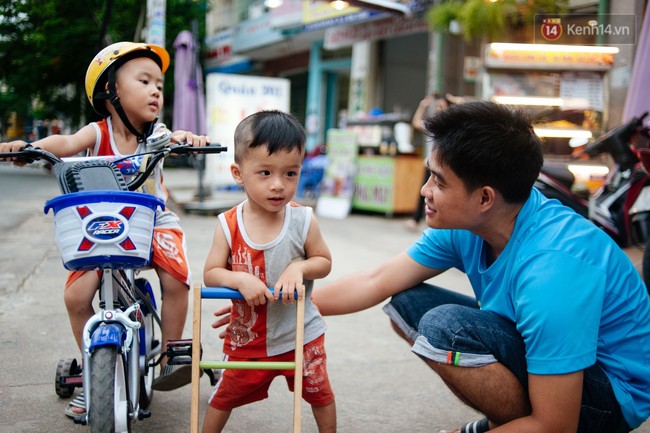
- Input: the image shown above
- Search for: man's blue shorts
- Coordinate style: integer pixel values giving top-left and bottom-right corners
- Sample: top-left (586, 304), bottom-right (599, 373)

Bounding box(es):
top-left (382, 283), bottom-right (630, 433)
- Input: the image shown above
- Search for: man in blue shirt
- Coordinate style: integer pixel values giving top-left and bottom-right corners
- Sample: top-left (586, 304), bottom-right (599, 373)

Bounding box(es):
top-left (313, 101), bottom-right (650, 433)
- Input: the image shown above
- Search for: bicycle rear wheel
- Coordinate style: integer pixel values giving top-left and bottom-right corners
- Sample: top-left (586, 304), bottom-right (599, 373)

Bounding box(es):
top-left (89, 346), bottom-right (131, 433)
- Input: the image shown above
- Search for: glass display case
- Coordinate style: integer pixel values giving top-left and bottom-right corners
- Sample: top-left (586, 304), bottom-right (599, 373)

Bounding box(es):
top-left (482, 43), bottom-right (619, 155)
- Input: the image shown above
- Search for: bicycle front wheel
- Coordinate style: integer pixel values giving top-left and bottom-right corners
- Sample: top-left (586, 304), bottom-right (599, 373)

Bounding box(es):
top-left (89, 346), bottom-right (131, 433)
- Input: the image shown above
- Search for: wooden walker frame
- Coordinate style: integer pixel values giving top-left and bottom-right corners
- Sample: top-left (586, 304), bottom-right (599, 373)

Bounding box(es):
top-left (190, 283), bottom-right (306, 433)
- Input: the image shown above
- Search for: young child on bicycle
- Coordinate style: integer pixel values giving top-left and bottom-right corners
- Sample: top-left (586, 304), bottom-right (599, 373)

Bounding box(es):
top-left (202, 110), bottom-right (336, 432)
top-left (0, 41), bottom-right (210, 416)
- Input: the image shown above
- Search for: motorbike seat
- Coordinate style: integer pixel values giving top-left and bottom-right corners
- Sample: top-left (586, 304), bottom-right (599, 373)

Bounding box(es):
top-left (540, 163), bottom-right (575, 190)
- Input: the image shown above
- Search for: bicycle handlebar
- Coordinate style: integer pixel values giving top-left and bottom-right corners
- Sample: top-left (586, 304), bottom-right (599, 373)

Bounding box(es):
top-left (0, 145), bottom-right (63, 165)
top-left (0, 143), bottom-right (228, 191)
top-left (124, 143), bottom-right (227, 191)
top-left (0, 142), bottom-right (226, 162)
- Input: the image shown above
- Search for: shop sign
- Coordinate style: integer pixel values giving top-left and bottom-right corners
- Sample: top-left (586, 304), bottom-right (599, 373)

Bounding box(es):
top-left (352, 157), bottom-right (394, 213)
top-left (270, 0), bottom-right (303, 28)
top-left (485, 44), bottom-right (616, 71)
top-left (463, 56), bottom-right (480, 82)
top-left (302, 0), bottom-right (382, 32)
top-left (316, 129), bottom-right (359, 219)
top-left (146, 0), bottom-right (166, 47)
top-left (303, 0), bottom-right (361, 23)
top-left (324, 16), bottom-right (427, 50)
top-left (204, 73), bottom-right (290, 186)
top-left (232, 15), bottom-right (285, 52)
top-left (205, 30), bottom-right (252, 72)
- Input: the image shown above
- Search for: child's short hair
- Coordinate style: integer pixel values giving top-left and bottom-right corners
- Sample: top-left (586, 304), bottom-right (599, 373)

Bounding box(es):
top-left (234, 110), bottom-right (306, 163)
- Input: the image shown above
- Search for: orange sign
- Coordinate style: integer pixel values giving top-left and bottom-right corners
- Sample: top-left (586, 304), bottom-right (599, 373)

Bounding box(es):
top-left (485, 45), bottom-right (616, 70)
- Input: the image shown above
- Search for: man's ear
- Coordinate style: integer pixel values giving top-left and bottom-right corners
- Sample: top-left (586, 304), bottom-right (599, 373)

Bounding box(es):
top-left (479, 186), bottom-right (496, 211)
top-left (231, 163), bottom-right (244, 185)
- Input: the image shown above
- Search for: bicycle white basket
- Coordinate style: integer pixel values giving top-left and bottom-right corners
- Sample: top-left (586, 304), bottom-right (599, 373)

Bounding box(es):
top-left (44, 191), bottom-right (164, 271)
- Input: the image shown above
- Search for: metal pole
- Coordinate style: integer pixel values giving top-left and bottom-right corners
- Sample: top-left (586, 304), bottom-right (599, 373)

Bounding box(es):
top-left (191, 19), bottom-right (207, 203)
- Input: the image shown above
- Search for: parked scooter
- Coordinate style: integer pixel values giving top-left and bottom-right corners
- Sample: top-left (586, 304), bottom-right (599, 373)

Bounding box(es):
top-left (635, 148), bottom-right (650, 291)
top-left (534, 112), bottom-right (650, 250)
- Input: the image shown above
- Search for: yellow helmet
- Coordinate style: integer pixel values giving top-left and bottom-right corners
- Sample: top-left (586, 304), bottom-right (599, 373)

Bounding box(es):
top-left (85, 42), bottom-right (170, 116)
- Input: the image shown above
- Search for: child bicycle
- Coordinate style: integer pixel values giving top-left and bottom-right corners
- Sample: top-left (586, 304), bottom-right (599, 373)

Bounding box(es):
top-left (0, 139), bottom-right (226, 433)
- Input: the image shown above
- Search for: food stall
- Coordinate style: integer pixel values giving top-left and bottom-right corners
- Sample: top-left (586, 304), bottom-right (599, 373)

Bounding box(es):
top-left (345, 113), bottom-right (423, 216)
top-left (482, 42), bottom-right (619, 156)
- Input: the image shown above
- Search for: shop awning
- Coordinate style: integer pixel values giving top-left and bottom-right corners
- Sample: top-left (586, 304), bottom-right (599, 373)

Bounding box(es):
top-left (347, 0), bottom-right (412, 16)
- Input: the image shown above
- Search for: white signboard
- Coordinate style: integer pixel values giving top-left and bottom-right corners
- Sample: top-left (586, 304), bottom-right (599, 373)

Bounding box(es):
top-left (559, 71), bottom-right (604, 111)
top-left (205, 73), bottom-right (291, 186)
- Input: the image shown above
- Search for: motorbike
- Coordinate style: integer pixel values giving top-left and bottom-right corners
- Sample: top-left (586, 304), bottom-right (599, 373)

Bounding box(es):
top-left (534, 112), bottom-right (650, 252)
top-left (636, 148), bottom-right (650, 291)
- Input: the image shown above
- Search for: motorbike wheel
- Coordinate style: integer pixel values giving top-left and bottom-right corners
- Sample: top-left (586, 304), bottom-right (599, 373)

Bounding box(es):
top-left (89, 346), bottom-right (131, 433)
top-left (54, 357), bottom-right (79, 398)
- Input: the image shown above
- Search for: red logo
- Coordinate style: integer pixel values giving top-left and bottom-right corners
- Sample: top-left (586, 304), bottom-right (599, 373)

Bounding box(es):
top-left (541, 17), bottom-right (563, 41)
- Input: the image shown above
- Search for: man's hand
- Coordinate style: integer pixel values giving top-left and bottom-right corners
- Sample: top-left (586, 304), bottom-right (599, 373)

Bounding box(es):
top-left (211, 306), bottom-right (231, 339)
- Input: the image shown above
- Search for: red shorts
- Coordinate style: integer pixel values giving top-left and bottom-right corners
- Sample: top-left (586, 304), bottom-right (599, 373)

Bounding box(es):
top-left (208, 334), bottom-right (335, 411)
top-left (65, 227), bottom-right (190, 288)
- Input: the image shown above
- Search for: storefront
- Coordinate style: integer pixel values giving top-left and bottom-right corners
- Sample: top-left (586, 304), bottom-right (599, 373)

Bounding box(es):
top-left (482, 42), bottom-right (619, 156)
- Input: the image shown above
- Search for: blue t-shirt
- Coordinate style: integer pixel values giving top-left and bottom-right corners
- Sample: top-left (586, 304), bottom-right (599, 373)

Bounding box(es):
top-left (407, 188), bottom-right (650, 428)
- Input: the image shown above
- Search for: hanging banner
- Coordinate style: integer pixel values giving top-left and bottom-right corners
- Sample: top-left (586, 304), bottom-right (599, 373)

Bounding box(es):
top-left (324, 16), bottom-right (427, 50)
top-left (146, 0), bottom-right (166, 47)
top-left (205, 73), bottom-right (291, 187)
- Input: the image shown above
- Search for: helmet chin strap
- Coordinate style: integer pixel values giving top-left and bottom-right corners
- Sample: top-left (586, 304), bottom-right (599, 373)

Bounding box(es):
top-left (106, 67), bottom-right (155, 144)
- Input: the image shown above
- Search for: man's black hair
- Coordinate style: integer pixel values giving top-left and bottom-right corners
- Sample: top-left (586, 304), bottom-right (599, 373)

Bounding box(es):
top-left (424, 101), bottom-right (543, 204)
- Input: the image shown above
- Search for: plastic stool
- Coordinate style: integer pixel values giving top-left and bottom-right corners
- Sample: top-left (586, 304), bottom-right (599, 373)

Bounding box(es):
top-left (190, 283), bottom-right (305, 433)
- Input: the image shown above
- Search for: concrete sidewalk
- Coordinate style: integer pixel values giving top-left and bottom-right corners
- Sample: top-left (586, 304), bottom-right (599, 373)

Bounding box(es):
top-left (1, 165), bottom-right (649, 432)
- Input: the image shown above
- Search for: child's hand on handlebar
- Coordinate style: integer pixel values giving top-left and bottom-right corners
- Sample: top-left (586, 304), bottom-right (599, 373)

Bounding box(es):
top-left (0, 140), bottom-right (30, 166)
top-left (171, 130), bottom-right (211, 148)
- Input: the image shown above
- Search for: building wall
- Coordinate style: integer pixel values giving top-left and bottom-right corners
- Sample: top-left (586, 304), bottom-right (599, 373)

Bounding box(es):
top-left (379, 32), bottom-right (429, 118)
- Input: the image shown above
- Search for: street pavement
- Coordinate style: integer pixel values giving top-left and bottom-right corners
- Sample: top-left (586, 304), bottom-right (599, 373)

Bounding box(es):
top-left (0, 165), bottom-right (649, 432)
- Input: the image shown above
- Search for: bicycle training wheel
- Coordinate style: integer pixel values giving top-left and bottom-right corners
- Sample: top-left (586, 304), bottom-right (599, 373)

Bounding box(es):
top-left (89, 346), bottom-right (131, 433)
top-left (55, 357), bottom-right (79, 398)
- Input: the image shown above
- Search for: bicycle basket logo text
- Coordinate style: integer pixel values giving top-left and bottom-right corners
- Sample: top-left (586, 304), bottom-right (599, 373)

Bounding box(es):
top-left (85, 215), bottom-right (127, 240)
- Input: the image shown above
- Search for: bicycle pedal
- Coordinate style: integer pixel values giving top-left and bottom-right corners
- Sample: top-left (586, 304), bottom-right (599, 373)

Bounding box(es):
top-left (138, 409), bottom-right (152, 420)
top-left (73, 414), bottom-right (87, 425)
top-left (59, 374), bottom-right (83, 388)
top-left (164, 339), bottom-right (202, 365)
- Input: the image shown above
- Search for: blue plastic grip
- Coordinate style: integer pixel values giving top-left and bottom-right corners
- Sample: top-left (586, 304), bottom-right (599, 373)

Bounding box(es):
top-left (201, 286), bottom-right (298, 300)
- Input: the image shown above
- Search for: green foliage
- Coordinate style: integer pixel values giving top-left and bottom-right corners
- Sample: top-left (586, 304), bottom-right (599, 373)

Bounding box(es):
top-left (426, 0), bottom-right (569, 42)
top-left (426, 1), bottom-right (463, 31)
top-left (0, 0), bottom-right (208, 133)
